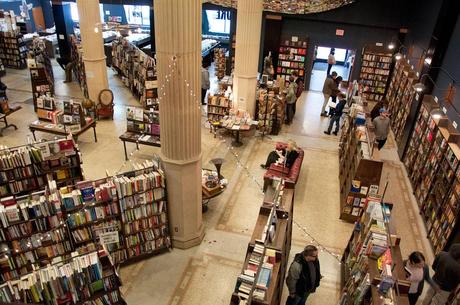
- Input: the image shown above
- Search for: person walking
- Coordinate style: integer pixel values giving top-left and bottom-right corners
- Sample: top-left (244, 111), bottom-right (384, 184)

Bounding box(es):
top-left (324, 92), bottom-right (346, 135)
top-left (373, 108), bottom-right (390, 150)
top-left (286, 76), bottom-right (298, 124)
top-left (321, 72), bottom-right (339, 117)
top-left (404, 251), bottom-right (437, 305)
top-left (201, 63), bottom-right (210, 105)
top-left (423, 244), bottom-right (460, 305)
top-left (326, 48), bottom-right (336, 76)
top-left (285, 245), bottom-right (321, 305)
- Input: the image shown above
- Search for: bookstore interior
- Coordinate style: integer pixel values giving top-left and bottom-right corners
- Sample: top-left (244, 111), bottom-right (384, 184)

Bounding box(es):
top-left (0, 0), bottom-right (460, 305)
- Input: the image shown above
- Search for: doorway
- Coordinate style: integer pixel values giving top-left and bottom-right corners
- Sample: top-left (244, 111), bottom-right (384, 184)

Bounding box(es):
top-left (309, 46), bottom-right (356, 91)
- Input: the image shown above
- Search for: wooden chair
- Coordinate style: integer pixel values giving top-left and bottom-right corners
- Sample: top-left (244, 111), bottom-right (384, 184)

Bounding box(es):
top-left (96, 89), bottom-right (114, 120)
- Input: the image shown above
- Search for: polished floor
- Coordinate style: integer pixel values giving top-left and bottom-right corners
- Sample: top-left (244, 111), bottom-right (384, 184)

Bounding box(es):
top-left (0, 62), bottom-right (434, 305)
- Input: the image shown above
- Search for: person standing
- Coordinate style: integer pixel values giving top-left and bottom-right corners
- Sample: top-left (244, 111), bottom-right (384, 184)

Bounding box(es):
top-left (292, 71), bottom-right (304, 114)
top-left (201, 63), bottom-right (210, 105)
top-left (286, 245), bottom-right (321, 305)
top-left (423, 244), bottom-right (460, 305)
top-left (321, 72), bottom-right (339, 117)
top-left (324, 92), bottom-right (346, 135)
top-left (326, 48), bottom-right (336, 76)
top-left (373, 108), bottom-right (390, 150)
top-left (370, 100), bottom-right (388, 121)
top-left (286, 76), bottom-right (298, 124)
top-left (404, 251), bottom-right (437, 305)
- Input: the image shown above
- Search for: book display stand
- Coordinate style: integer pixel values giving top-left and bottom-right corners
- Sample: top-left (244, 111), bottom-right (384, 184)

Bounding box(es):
top-left (276, 39), bottom-right (308, 83)
top-left (119, 106), bottom-right (161, 160)
top-left (112, 38), bottom-right (158, 110)
top-left (257, 85), bottom-right (286, 136)
top-left (340, 200), bottom-right (410, 305)
top-left (214, 48), bottom-right (226, 80)
top-left (385, 59), bottom-right (419, 144)
top-left (0, 139), bottom-right (84, 199)
top-left (207, 94), bottom-right (230, 123)
top-left (404, 95), bottom-right (460, 253)
top-left (359, 46), bottom-right (392, 102)
top-left (0, 30), bottom-right (27, 69)
top-left (29, 37), bottom-right (55, 112)
top-left (339, 99), bottom-right (383, 222)
top-left (230, 180), bottom-right (294, 305)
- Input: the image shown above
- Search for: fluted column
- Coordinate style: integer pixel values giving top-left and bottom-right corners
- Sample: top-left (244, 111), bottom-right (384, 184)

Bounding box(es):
top-left (154, 0), bottom-right (204, 249)
top-left (233, 0), bottom-right (263, 117)
top-left (76, 0), bottom-right (108, 102)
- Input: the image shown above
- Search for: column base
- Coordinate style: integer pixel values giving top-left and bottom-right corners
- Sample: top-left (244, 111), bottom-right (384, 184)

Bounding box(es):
top-left (162, 156), bottom-right (204, 250)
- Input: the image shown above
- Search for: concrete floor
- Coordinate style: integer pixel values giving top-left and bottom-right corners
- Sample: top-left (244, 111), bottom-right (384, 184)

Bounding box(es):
top-left (0, 62), bottom-right (434, 305)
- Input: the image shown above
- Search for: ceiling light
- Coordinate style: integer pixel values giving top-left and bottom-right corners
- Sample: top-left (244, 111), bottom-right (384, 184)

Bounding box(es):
top-left (394, 52), bottom-right (402, 60)
top-left (388, 43), bottom-right (395, 50)
top-left (413, 82), bottom-right (425, 92)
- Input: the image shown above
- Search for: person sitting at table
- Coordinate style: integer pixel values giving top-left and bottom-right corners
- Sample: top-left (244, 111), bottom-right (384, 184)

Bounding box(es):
top-left (260, 140), bottom-right (300, 169)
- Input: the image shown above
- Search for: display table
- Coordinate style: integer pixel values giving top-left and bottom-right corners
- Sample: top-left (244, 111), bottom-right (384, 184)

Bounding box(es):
top-left (119, 132), bottom-right (161, 160)
top-left (202, 168), bottom-right (226, 212)
top-left (224, 124), bottom-right (251, 147)
top-left (29, 119), bottom-right (97, 142)
top-left (0, 105), bottom-right (21, 136)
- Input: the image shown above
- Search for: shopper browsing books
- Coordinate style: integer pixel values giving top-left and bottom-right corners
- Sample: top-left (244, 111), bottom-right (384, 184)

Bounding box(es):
top-left (423, 244), bottom-right (460, 305)
top-left (261, 140), bottom-right (299, 169)
top-left (404, 251), bottom-right (437, 305)
top-left (321, 72), bottom-right (340, 117)
top-left (373, 108), bottom-right (390, 150)
top-left (201, 63), bottom-right (210, 105)
top-left (370, 99), bottom-right (388, 121)
top-left (285, 245), bottom-right (321, 305)
top-left (286, 76), bottom-right (298, 124)
top-left (324, 92), bottom-right (346, 136)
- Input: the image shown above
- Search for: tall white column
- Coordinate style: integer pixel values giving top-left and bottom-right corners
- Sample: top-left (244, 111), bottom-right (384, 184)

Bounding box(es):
top-left (76, 0), bottom-right (109, 102)
top-left (233, 0), bottom-right (263, 117)
top-left (154, 0), bottom-right (204, 248)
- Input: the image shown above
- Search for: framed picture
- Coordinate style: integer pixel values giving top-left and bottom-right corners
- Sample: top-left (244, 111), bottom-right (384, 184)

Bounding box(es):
top-left (43, 98), bottom-right (53, 110)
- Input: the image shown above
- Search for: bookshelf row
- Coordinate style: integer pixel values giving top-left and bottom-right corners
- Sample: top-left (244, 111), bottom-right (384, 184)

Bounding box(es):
top-left (340, 198), bottom-right (410, 305)
top-left (0, 30), bottom-right (27, 69)
top-left (0, 158), bottom-right (170, 283)
top-left (230, 180), bottom-right (294, 305)
top-left (0, 139), bottom-right (84, 199)
top-left (404, 95), bottom-right (460, 254)
top-left (359, 46), bottom-right (393, 102)
top-left (112, 37), bottom-right (158, 110)
top-left (207, 95), bottom-right (231, 122)
top-left (339, 98), bottom-right (383, 223)
top-left (70, 35), bottom-right (89, 98)
top-left (125, 106), bottom-right (161, 145)
top-left (385, 59), bottom-right (419, 146)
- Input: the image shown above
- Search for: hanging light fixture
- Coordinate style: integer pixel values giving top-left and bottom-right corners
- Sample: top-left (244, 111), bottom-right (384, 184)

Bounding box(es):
top-left (394, 52), bottom-right (403, 60)
top-left (388, 43), bottom-right (395, 50)
top-left (413, 82), bottom-right (425, 92)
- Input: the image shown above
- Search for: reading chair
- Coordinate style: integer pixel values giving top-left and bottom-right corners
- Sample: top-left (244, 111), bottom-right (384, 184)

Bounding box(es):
top-left (263, 142), bottom-right (304, 191)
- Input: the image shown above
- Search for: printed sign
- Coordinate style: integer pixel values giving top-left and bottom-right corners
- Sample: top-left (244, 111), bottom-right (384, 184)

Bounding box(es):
top-left (335, 29), bottom-right (344, 36)
top-left (99, 231), bottom-right (119, 245)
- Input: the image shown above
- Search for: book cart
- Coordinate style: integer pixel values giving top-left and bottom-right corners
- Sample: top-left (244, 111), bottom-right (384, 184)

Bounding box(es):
top-left (403, 95), bottom-right (460, 254)
top-left (359, 46), bottom-right (392, 102)
top-left (339, 98), bottom-right (383, 222)
top-left (230, 180), bottom-right (294, 305)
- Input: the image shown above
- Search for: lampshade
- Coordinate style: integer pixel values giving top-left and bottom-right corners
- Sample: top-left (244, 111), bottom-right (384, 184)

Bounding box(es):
top-left (413, 82), bottom-right (425, 93)
top-left (394, 52), bottom-right (403, 60)
top-left (430, 108), bottom-right (444, 119)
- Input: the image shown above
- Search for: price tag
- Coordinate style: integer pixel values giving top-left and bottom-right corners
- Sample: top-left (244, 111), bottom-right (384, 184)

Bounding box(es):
top-left (454, 121), bottom-right (458, 129)
top-left (442, 107), bottom-right (447, 114)
top-left (99, 231), bottom-right (119, 245)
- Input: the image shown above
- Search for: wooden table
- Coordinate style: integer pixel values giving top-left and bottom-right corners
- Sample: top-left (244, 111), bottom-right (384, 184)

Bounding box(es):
top-left (202, 168), bottom-right (226, 212)
top-left (119, 132), bottom-right (161, 160)
top-left (224, 125), bottom-right (251, 147)
top-left (29, 120), bottom-right (97, 142)
top-left (0, 105), bottom-right (21, 136)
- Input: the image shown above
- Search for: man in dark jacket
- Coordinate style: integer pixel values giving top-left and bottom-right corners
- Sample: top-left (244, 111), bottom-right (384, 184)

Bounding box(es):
top-left (422, 243), bottom-right (460, 305)
top-left (286, 245), bottom-right (321, 305)
top-left (324, 92), bottom-right (346, 136)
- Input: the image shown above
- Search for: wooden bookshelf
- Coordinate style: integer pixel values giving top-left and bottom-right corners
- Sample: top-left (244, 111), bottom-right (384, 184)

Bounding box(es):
top-left (29, 37), bottom-right (55, 112)
top-left (214, 48), bottom-right (226, 80)
top-left (339, 101), bottom-right (383, 222)
top-left (123, 106), bottom-right (161, 146)
top-left (70, 35), bottom-right (89, 98)
top-left (276, 39), bottom-right (308, 83)
top-left (0, 31), bottom-right (27, 69)
top-left (385, 59), bottom-right (419, 145)
top-left (0, 139), bottom-right (84, 199)
top-left (112, 37), bottom-right (158, 110)
top-left (359, 46), bottom-right (392, 102)
top-left (257, 87), bottom-right (286, 135)
top-left (403, 95), bottom-right (460, 254)
top-left (341, 201), bottom-right (410, 305)
top-left (207, 94), bottom-right (230, 122)
top-left (230, 181), bottom-right (293, 305)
